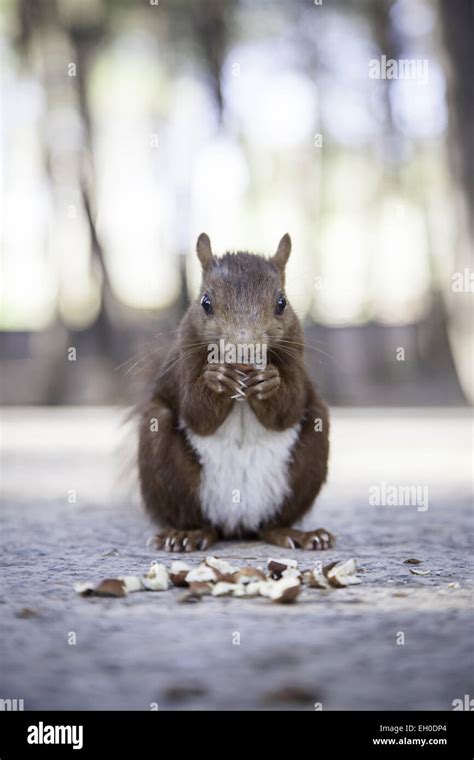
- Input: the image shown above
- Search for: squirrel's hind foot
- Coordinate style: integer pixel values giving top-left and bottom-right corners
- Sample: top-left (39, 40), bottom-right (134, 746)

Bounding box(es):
top-left (260, 527), bottom-right (335, 550)
top-left (148, 528), bottom-right (218, 553)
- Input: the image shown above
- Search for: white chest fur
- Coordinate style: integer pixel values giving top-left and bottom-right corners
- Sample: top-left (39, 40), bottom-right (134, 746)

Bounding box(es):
top-left (183, 404), bottom-right (301, 536)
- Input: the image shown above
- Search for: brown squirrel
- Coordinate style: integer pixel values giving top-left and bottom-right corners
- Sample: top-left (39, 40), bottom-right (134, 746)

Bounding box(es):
top-left (138, 233), bottom-right (333, 552)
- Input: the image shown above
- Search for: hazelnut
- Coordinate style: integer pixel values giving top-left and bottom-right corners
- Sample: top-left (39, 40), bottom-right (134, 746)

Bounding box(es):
top-left (233, 581), bottom-right (266, 598)
top-left (188, 581), bottom-right (212, 596)
top-left (267, 557), bottom-right (298, 579)
top-left (323, 559), bottom-right (361, 588)
top-left (257, 580), bottom-right (275, 598)
top-left (211, 582), bottom-right (239, 596)
top-left (269, 577), bottom-right (301, 604)
top-left (169, 560), bottom-right (192, 587)
top-left (281, 567), bottom-right (302, 581)
top-left (178, 591), bottom-right (202, 603)
top-left (74, 581), bottom-right (96, 596)
top-left (215, 571), bottom-right (239, 583)
top-left (142, 563), bottom-right (169, 591)
top-left (119, 576), bottom-right (145, 593)
top-left (231, 584), bottom-right (249, 598)
top-left (304, 570), bottom-right (331, 590)
top-left (204, 556), bottom-right (238, 576)
top-left (186, 565), bottom-right (217, 584)
top-left (94, 579), bottom-right (128, 597)
top-left (234, 567), bottom-right (267, 584)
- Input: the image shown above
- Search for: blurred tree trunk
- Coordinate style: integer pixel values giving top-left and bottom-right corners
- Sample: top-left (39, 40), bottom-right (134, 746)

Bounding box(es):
top-left (439, 0), bottom-right (474, 235)
top-left (439, 0), bottom-right (473, 402)
top-left (17, 0), bottom-right (121, 402)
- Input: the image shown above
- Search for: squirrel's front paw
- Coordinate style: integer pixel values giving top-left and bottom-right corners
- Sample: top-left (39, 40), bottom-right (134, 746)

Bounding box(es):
top-left (246, 365), bottom-right (281, 401)
top-left (203, 363), bottom-right (247, 400)
top-left (148, 528), bottom-right (218, 553)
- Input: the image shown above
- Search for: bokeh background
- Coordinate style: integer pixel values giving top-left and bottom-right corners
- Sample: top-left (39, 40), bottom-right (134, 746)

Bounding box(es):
top-left (1, 0), bottom-right (472, 406)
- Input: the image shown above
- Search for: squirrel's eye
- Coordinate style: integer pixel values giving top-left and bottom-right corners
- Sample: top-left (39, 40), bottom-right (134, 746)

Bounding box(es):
top-left (201, 293), bottom-right (213, 315)
top-left (275, 294), bottom-right (287, 315)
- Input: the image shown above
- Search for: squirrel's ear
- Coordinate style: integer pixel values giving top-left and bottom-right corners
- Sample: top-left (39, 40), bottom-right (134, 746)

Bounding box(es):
top-left (272, 233), bottom-right (292, 275)
top-left (196, 233), bottom-right (214, 271)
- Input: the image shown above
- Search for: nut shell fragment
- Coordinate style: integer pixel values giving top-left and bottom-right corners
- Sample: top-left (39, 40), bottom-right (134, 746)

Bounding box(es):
top-left (178, 591), bottom-right (202, 603)
top-left (74, 581), bottom-right (96, 596)
top-left (269, 577), bottom-right (301, 603)
top-left (211, 582), bottom-right (239, 596)
top-left (188, 581), bottom-right (212, 596)
top-left (186, 565), bottom-right (217, 583)
top-left (94, 579), bottom-right (127, 597)
top-left (232, 580), bottom-right (268, 598)
top-left (142, 563), bottom-right (169, 591)
top-left (234, 567), bottom-right (267, 584)
top-left (267, 557), bottom-right (298, 579)
top-left (324, 559), bottom-right (361, 588)
top-left (169, 560), bottom-right (191, 586)
top-left (118, 576), bottom-right (144, 593)
top-left (304, 570), bottom-right (331, 589)
top-left (204, 556), bottom-right (239, 579)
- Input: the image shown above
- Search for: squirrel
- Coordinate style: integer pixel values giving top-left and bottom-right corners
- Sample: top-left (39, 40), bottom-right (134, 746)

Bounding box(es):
top-left (138, 233), bottom-right (333, 552)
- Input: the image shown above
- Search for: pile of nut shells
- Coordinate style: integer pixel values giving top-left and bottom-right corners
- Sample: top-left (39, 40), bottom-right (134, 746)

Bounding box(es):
top-left (74, 556), bottom-right (361, 604)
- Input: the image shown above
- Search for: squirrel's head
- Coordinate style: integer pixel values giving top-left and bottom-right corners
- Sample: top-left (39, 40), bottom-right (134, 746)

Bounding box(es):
top-left (192, 233), bottom-right (301, 356)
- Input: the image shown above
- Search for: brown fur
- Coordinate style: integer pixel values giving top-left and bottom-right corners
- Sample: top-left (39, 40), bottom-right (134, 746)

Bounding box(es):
top-left (138, 235), bottom-right (331, 551)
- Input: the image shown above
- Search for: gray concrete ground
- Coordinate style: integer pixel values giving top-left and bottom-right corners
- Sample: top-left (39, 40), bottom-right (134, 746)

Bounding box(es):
top-left (0, 407), bottom-right (473, 710)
